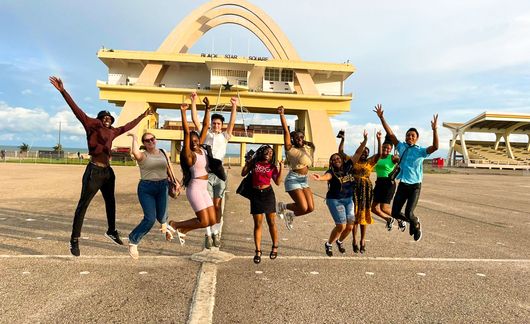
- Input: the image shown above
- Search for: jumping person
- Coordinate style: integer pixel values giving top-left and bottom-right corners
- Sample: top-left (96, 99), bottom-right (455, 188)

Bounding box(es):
top-left (374, 104), bottom-right (439, 241)
top-left (191, 92), bottom-right (237, 248)
top-left (338, 130), bottom-right (380, 253)
top-left (241, 145), bottom-right (284, 264)
top-left (371, 136), bottom-right (405, 232)
top-left (312, 130), bottom-right (367, 256)
top-left (49, 76), bottom-right (152, 257)
top-left (167, 103), bottom-right (216, 242)
top-left (126, 132), bottom-right (181, 259)
top-left (276, 106), bottom-right (315, 230)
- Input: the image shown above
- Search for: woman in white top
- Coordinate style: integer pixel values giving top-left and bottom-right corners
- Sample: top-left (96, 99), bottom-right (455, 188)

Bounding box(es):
top-left (127, 132), bottom-right (180, 259)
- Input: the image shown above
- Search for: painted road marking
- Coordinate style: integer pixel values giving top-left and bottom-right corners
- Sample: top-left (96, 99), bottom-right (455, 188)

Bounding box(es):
top-left (187, 262), bottom-right (217, 324)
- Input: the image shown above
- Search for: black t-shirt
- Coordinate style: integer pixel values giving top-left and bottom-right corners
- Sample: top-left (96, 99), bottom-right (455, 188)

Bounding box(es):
top-left (325, 160), bottom-right (355, 199)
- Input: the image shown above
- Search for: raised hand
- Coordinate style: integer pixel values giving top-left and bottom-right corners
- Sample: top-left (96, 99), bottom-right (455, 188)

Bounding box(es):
top-left (373, 104), bottom-right (384, 118)
top-left (202, 96), bottom-right (210, 108)
top-left (49, 76), bottom-right (64, 92)
top-left (143, 106), bottom-right (154, 117)
top-left (190, 92), bottom-right (198, 103)
top-left (230, 97), bottom-right (237, 106)
top-left (180, 103), bottom-right (189, 111)
top-left (431, 114), bottom-right (438, 130)
top-left (277, 106), bottom-right (284, 115)
top-left (363, 129), bottom-right (368, 140)
top-left (376, 130), bottom-right (382, 140)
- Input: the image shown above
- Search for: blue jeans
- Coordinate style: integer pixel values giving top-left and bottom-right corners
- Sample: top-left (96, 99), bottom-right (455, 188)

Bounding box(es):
top-left (326, 197), bottom-right (354, 224)
top-left (284, 171), bottom-right (309, 192)
top-left (129, 179), bottom-right (168, 245)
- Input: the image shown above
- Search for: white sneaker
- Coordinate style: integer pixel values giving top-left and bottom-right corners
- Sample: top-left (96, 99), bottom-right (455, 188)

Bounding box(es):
top-left (128, 244), bottom-right (139, 260)
top-left (276, 201), bottom-right (286, 219)
top-left (284, 210), bottom-right (294, 231)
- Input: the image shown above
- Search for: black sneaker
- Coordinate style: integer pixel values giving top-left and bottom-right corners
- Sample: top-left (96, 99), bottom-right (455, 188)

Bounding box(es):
top-left (69, 239), bottom-right (80, 257)
top-left (105, 230), bottom-right (124, 245)
top-left (413, 223), bottom-right (422, 242)
top-left (398, 220), bottom-right (406, 232)
top-left (336, 240), bottom-right (346, 254)
top-left (386, 218), bottom-right (395, 231)
top-left (325, 243), bottom-right (333, 257)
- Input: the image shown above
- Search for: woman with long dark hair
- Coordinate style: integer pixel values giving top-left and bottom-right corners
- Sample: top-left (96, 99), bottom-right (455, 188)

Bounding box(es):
top-left (167, 103), bottom-right (216, 243)
top-left (276, 106), bottom-right (315, 230)
top-left (126, 132), bottom-right (180, 259)
top-left (241, 145), bottom-right (284, 263)
top-left (339, 130), bottom-right (382, 254)
top-left (312, 130), bottom-right (367, 256)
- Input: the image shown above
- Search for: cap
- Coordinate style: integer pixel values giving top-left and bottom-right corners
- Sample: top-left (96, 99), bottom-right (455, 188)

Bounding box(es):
top-left (97, 110), bottom-right (115, 124)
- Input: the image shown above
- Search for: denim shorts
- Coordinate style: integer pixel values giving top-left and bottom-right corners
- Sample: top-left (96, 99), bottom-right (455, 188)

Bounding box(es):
top-left (207, 173), bottom-right (227, 198)
top-left (326, 197), bottom-right (354, 224)
top-left (284, 171), bottom-right (309, 192)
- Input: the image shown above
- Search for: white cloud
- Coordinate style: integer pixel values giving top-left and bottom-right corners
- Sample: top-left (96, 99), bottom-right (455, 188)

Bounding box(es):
top-left (0, 101), bottom-right (85, 140)
top-left (21, 89), bottom-right (32, 95)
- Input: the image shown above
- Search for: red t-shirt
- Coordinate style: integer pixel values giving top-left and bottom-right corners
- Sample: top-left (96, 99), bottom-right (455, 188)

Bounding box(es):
top-left (252, 161), bottom-right (279, 187)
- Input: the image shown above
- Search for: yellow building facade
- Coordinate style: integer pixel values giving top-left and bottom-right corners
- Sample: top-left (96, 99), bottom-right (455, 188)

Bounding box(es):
top-left (97, 0), bottom-right (355, 166)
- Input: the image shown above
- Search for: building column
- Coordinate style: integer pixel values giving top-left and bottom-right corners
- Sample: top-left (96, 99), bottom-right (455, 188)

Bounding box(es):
top-left (527, 134), bottom-right (530, 151)
top-left (494, 133), bottom-right (503, 150)
top-left (503, 133), bottom-right (515, 159)
top-left (273, 144), bottom-right (283, 164)
top-left (459, 132), bottom-right (470, 165)
top-left (447, 132), bottom-right (458, 166)
top-left (240, 142), bottom-right (247, 167)
top-left (171, 140), bottom-right (182, 163)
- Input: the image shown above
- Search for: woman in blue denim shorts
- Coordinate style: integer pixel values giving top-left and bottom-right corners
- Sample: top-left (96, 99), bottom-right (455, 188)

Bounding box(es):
top-left (126, 132), bottom-right (181, 259)
top-left (312, 130), bottom-right (368, 256)
top-left (276, 106), bottom-right (316, 230)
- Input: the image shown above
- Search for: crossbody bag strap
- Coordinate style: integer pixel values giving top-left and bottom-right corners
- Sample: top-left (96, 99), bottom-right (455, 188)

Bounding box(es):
top-left (160, 148), bottom-right (177, 183)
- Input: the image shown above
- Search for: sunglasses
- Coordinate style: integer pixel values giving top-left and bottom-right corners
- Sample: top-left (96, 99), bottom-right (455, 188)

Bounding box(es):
top-left (143, 137), bottom-right (156, 143)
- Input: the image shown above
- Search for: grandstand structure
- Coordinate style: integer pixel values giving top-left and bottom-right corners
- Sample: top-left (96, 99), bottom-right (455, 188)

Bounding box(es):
top-left (443, 112), bottom-right (530, 170)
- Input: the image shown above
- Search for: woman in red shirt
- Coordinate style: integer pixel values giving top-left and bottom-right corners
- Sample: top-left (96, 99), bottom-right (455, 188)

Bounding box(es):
top-left (241, 145), bottom-right (284, 264)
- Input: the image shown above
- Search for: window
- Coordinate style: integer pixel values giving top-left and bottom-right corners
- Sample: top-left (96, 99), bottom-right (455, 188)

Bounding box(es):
top-left (264, 68), bottom-right (280, 81)
top-left (281, 69), bottom-right (294, 82)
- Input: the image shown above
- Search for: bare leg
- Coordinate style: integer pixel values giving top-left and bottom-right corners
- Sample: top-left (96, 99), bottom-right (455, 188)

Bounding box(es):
top-left (169, 206), bottom-right (216, 234)
top-left (286, 189), bottom-right (311, 216)
top-left (371, 201), bottom-right (391, 222)
top-left (265, 213), bottom-right (278, 254)
top-left (213, 197), bottom-right (222, 223)
top-left (253, 214), bottom-right (264, 253)
top-left (338, 222), bottom-right (354, 242)
top-left (328, 224), bottom-right (346, 244)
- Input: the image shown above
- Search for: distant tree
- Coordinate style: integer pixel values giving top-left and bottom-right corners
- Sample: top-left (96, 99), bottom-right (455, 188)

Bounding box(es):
top-left (53, 143), bottom-right (63, 152)
top-left (19, 143), bottom-right (29, 154)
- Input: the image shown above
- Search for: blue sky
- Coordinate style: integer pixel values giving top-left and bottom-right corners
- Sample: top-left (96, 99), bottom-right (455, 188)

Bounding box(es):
top-left (1, 0), bottom-right (530, 156)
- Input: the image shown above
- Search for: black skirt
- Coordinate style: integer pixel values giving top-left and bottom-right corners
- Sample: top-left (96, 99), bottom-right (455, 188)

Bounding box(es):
top-left (373, 177), bottom-right (397, 204)
top-left (250, 186), bottom-right (277, 215)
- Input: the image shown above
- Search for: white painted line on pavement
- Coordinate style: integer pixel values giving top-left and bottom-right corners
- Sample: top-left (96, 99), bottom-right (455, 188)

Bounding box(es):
top-left (1, 255), bottom-right (529, 263)
top-left (187, 262), bottom-right (217, 324)
top-left (476, 273), bottom-right (486, 277)
top-left (365, 272), bottom-right (375, 275)
top-left (0, 255), bottom-right (190, 259)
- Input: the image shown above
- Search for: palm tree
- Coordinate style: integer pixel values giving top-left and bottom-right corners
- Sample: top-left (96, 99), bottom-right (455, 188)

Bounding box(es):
top-left (53, 143), bottom-right (63, 152)
top-left (19, 143), bottom-right (29, 156)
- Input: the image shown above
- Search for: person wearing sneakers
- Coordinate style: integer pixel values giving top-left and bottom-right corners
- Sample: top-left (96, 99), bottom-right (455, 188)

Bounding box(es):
top-left (166, 103), bottom-right (216, 243)
top-left (49, 76), bottom-right (152, 256)
top-left (276, 106), bottom-right (316, 230)
top-left (338, 130), bottom-right (381, 254)
top-left (190, 92), bottom-right (237, 249)
top-left (374, 104), bottom-right (439, 241)
top-left (241, 145), bottom-right (284, 264)
top-left (371, 135), bottom-right (405, 232)
top-left (126, 132), bottom-right (181, 259)
top-left (311, 130), bottom-right (367, 256)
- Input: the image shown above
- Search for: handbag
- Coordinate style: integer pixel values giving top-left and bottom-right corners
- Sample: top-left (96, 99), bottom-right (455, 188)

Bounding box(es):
top-left (201, 144), bottom-right (227, 181)
top-left (236, 172), bottom-right (253, 200)
top-left (160, 149), bottom-right (180, 198)
top-left (389, 145), bottom-right (411, 181)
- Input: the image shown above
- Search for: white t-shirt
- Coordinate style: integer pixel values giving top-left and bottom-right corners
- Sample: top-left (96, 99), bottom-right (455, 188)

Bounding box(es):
top-left (204, 131), bottom-right (231, 160)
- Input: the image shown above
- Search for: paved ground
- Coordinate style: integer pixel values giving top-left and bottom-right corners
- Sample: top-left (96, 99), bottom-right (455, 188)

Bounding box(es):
top-left (0, 163), bottom-right (529, 323)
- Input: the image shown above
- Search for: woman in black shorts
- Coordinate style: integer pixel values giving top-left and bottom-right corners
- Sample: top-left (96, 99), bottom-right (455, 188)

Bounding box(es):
top-left (241, 145), bottom-right (284, 264)
top-left (371, 136), bottom-right (405, 231)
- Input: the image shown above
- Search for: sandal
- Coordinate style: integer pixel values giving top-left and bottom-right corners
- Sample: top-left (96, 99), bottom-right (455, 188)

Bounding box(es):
top-left (353, 242), bottom-right (359, 253)
top-left (167, 222), bottom-right (186, 245)
top-left (160, 223), bottom-right (173, 241)
top-left (270, 245), bottom-right (278, 260)
top-left (360, 244), bottom-right (366, 254)
top-left (253, 250), bottom-right (262, 264)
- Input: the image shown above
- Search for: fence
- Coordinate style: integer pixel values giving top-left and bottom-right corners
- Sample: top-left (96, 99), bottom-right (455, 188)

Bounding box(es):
top-left (0, 150), bottom-right (135, 166)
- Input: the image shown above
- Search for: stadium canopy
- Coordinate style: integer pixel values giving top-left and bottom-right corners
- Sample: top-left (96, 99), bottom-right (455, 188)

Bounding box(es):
top-left (443, 112), bottom-right (530, 164)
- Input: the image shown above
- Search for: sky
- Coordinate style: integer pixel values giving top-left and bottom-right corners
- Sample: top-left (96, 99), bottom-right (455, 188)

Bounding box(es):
top-left (1, 0), bottom-right (530, 157)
